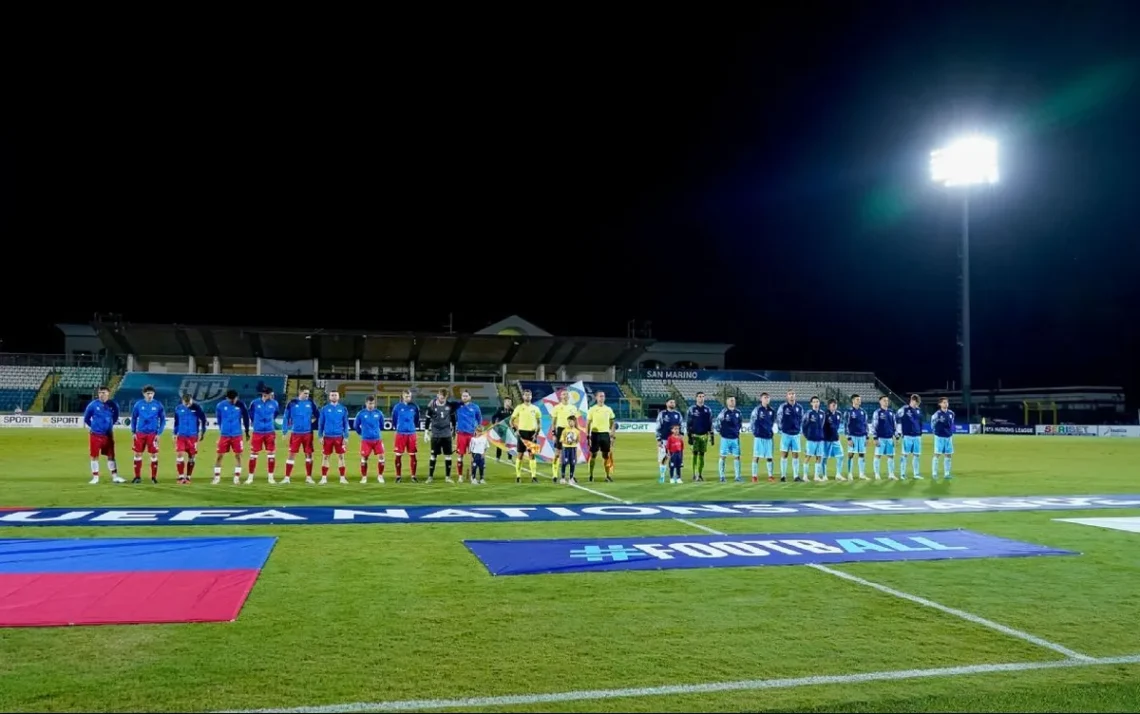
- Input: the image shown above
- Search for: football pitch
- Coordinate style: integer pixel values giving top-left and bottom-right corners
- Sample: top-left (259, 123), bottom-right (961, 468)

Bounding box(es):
top-left (1, 430), bottom-right (1139, 713)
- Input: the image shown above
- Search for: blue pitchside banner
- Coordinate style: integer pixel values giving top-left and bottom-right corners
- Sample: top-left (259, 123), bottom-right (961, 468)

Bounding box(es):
top-left (463, 529), bottom-right (1077, 576)
top-left (0, 495), bottom-right (1138, 527)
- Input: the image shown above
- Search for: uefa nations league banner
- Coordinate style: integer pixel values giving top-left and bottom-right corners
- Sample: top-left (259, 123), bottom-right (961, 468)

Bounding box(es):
top-left (986, 425), bottom-right (1036, 435)
top-left (463, 529), bottom-right (1075, 576)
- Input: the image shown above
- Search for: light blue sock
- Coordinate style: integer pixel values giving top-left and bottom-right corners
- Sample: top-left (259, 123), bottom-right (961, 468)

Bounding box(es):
top-left (932, 456), bottom-right (938, 477)
top-left (752, 460), bottom-right (758, 477)
top-left (945, 457), bottom-right (952, 478)
top-left (766, 460), bottom-right (773, 477)
top-left (873, 457), bottom-right (880, 477)
top-left (719, 458), bottom-right (726, 480)
top-left (815, 461), bottom-right (822, 478)
top-left (792, 458), bottom-right (800, 478)
top-left (913, 455), bottom-right (920, 476)
top-left (659, 463), bottom-right (666, 482)
top-left (899, 455), bottom-right (907, 476)
top-left (733, 459), bottom-right (740, 480)
top-left (858, 456), bottom-right (865, 475)
top-left (887, 457), bottom-right (895, 477)
top-left (822, 457), bottom-right (829, 476)
top-left (780, 457), bottom-right (787, 477)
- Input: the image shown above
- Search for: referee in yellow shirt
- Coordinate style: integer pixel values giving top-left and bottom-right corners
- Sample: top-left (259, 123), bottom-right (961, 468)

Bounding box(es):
top-left (586, 390), bottom-right (617, 482)
top-left (510, 390), bottom-right (543, 483)
top-left (549, 389), bottom-right (579, 482)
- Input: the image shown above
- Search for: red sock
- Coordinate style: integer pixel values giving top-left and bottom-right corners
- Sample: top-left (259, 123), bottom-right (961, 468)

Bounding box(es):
top-left (305, 459), bottom-right (313, 476)
top-left (248, 458), bottom-right (256, 474)
top-left (150, 459), bottom-right (158, 478)
top-left (176, 461), bottom-right (185, 476)
top-left (285, 459), bottom-right (294, 476)
top-left (133, 458), bottom-right (142, 477)
top-left (378, 461), bottom-right (385, 475)
top-left (410, 455), bottom-right (418, 475)
top-left (267, 456), bottom-right (275, 475)
top-left (457, 459), bottom-right (464, 476)
top-left (338, 465), bottom-right (345, 477)
top-left (187, 459), bottom-right (196, 476)
top-left (395, 456), bottom-right (403, 476)
top-left (360, 460), bottom-right (368, 476)
top-left (321, 465), bottom-right (329, 476)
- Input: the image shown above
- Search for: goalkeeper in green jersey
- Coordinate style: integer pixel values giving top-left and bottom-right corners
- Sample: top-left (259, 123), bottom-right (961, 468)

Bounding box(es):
top-left (684, 391), bottom-right (714, 481)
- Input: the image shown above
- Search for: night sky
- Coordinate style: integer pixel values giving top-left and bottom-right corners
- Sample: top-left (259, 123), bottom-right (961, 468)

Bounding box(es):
top-left (4, 2), bottom-right (1138, 402)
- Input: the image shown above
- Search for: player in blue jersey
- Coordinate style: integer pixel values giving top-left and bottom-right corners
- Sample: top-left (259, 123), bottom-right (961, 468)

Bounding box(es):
top-left (715, 396), bottom-right (744, 482)
top-left (822, 399), bottom-right (845, 480)
top-left (656, 399), bottom-right (684, 483)
top-left (802, 396), bottom-right (826, 481)
top-left (775, 390), bottom-right (804, 482)
top-left (749, 392), bottom-right (776, 482)
top-left (455, 390), bottom-right (483, 482)
top-left (931, 397), bottom-right (956, 480)
top-left (213, 389), bottom-right (250, 485)
top-left (355, 396), bottom-right (386, 483)
top-left (844, 394), bottom-right (869, 480)
top-left (130, 385), bottom-right (166, 483)
top-left (283, 387), bottom-right (320, 483)
top-left (172, 393), bottom-right (207, 484)
top-left (897, 394), bottom-right (924, 479)
top-left (871, 395), bottom-right (897, 480)
top-left (248, 387), bottom-right (281, 484)
top-left (318, 390), bottom-right (351, 484)
top-left (391, 390), bottom-right (422, 482)
top-left (685, 392), bottom-right (714, 481)
top-left (85, 386), bottom-right (124, 484)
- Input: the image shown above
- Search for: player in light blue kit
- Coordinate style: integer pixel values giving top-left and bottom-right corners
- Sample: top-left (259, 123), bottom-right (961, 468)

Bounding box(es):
top-left (896, 394), bottom-right (924, 479)
top-left (749, 393), bottom-right (776, 482)
top-left (871, 395), bottom-right (897, 480)
top-left (822, 399), bottom-right (845, 480)
top-left (775, 390), bottom-right (804, 482)
top-left (844, 394), bottom-right (869, 480)
top-left (931, 397), bottom-right (956, 480)
top-left (802, 396), bottom-right (826, 481)
top-left (715, 396), bottom-right (744, 483)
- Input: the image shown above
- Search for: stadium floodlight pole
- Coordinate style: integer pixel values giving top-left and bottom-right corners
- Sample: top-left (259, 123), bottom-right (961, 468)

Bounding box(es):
top-left (930, 136), bottom-right (998, 425)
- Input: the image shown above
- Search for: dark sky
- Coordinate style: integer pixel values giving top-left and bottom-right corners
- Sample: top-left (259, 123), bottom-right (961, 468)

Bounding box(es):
top-left (4, 2), bottom-right (1139, 400)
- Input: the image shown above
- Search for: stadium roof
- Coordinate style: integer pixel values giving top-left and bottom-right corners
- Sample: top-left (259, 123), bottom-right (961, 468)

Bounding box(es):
top-left (92, 321), bottom-right (652, 367)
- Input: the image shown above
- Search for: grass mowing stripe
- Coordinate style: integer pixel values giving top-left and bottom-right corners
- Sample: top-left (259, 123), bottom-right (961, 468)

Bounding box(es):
top-left (219, 654), bottom-right (1140, 713)
top-left (569, 482), bottom-right (1095, 661)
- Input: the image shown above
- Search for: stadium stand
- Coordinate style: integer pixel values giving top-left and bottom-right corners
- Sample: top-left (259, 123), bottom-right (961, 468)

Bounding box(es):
top-left (114, 372), bottom-right (288, 413)
top-left (58, 366), bottom-right (106, 390)
top-left (0, 366), bottom-right (52, 411)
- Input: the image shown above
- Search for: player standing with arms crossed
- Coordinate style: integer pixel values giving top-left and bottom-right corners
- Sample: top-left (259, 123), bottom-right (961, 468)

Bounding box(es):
top-left (248, 387), bottom-right (280, 484)
top-left (844, 394), bottom-right (869, 480)
top-left (871, 395), bottom-right (898, 480)
top-left (803, 396), bottom-right (826, 481)
top-left (822, 398), bottom-right (845, 480)
top-left (586, 390), bottom-right (617, 482)
top-left (749, 392), bottom-right (776, 482)
top-left (775, 390), bottom-right (804, 482)
top-left (130, 385), bottom-right (165, 483)
top-left (549, 390), bottom-right (579, 482)
top-left (354, 396), bottom-right (385, 483)
top-left (424, 388), bottom-right (455, 483)
top-left (686, 392), bottom-right (713, 481)
top-left (391, 390), bottom-right (422, 482)
top-left (283, 387), bottom-right (320, 483)
top-left (455, 390), bottom-right (483, 482)
top-left (511, 389), bottom-right (543, 483)
top-left (213, 389), bottom-right (249, 485)
top-left (172, 393), bottom-right (207, 484)
top-left (931, 397), bottom-right (955, 480)
top-left (84, 386), bottom-right (123, 484)
top-left (715, 396), bottom-right (743, 483)
top-left (655, 398), bottom-right (683, 484)
top-left (318, 390), bottom-right (350, 484)
top-left (897, 394), bottom-right (924, 479)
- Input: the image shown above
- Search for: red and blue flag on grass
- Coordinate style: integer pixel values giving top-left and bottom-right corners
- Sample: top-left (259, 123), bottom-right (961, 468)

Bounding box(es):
top-left (0, 536), bottom-right (276, 627)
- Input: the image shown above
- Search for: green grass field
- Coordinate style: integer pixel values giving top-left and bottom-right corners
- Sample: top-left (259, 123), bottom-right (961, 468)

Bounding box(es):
top-left (1, 429), bottom-right (1138, 713)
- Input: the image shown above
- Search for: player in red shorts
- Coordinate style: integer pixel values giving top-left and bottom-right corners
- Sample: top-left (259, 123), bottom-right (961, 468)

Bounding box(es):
top-left (129, 385), bottom-right (166, 483)
top-left (84, 386), bottom-right (124, 484)
top-left (353, 395), bottom-right (386, 483)
top-left (248, 387), bottom-right (281, 484)
top-left (390, 390), bottom-right (422, 482)
top-left (454, 389), bottom-right (483, 482)
top-left (212, 389), bottom-right (250, 485)
top-left (172, 393), bottom-right (207, 483)
top-left (318, 390), bottom-right (350, 484)
top-left (283, 386), bottom-right (320, 483)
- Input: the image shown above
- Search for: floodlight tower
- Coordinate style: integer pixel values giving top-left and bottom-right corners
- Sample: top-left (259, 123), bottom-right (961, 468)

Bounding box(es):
top-left (930, 136), bottom-right (999, 425)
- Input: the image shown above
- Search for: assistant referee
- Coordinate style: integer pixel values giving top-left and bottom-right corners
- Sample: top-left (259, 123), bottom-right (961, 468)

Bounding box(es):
top-left (586, 390), bottom-right (616, 482)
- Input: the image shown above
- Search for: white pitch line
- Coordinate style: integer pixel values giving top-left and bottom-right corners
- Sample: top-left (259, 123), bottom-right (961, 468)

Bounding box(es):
top-left (569, 482), bottom-right (629, 503)
top-left (220, 654), bottom-right (1140, 713)
top-left (569, 481), bottom-right (1094, 661)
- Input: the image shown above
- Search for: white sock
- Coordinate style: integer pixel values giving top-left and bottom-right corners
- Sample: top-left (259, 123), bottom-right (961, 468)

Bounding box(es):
top-left (90, 460), bottom-right (99, 476)
top-left (107, 460), bottom-right (118, 474)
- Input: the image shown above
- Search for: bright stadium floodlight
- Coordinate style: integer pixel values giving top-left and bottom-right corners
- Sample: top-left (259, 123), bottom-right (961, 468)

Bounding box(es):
top-left (930, 135), bottom-right (999, 425)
